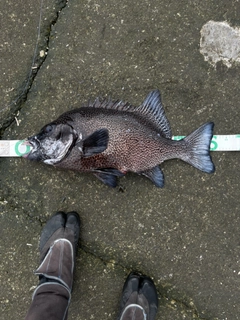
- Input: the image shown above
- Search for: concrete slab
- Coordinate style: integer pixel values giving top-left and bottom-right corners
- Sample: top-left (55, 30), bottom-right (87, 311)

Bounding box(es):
top-left (1, 1), bottom-right (240, 319)
top-left (0, 0), bottom-right (67, 130)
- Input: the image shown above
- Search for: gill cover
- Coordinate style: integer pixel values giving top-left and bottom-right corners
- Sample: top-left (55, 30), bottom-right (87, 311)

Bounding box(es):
top-left (27, 123), bottom-right (78, 164)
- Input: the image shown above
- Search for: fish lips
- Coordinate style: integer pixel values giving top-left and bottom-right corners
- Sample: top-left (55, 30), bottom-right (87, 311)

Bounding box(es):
top-left (23, 136), bottom-right (46, 161)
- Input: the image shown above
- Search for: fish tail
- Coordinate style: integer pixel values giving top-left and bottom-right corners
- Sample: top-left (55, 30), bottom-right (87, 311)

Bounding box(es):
top-left (182, 122), bottom-right (215, 173)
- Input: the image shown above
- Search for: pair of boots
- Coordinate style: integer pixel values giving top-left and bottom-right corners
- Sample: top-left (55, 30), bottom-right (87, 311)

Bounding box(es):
top-left (25, 212), bottom-right (158, 320)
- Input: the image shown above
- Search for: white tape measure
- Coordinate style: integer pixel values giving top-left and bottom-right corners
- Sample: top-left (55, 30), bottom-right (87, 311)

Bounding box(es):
top-left (0, 136), bottom-right (240, 157)
top-left (0, 140), bottom-right (31, 157)
top-left (173, 135), bottom-right (240, 151)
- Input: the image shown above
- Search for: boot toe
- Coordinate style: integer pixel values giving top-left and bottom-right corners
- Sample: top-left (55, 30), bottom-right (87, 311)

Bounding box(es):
top-left (139, 277), bottom-right (158, 320)
top-left (119, 273), bottom-right (158, 320)
top-left (120, 272), bottom-right (141, 305)
top-left (66, 212), bottom-right (80, 231)
top-left (66, 212), bottom-right (80, 247)
top-left (39, 212), bottom-right (66, 253)
top-left (140, 277), bottom-right (158, 307)
top-left (118, 273), bottom-right (142, 319)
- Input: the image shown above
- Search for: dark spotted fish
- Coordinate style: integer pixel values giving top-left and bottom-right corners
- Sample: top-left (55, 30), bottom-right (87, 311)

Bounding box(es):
top-left (25, 90), bottom-right (215, 187)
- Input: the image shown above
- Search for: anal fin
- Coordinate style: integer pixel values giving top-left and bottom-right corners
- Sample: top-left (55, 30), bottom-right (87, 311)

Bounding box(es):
top-left (93, 168), bottom-right (125, 188)
top-left (140, 166), bottom-right (164, 188)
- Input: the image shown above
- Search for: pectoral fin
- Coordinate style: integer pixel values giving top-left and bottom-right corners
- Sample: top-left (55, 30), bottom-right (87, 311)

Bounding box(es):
top-left (79, 128), bottom-right (109, 157)
top-left (140, 166), bottom-right (164, 188)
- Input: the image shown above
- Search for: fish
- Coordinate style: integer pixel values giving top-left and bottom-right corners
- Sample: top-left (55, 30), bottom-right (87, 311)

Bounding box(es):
top-left (25, 90), bottom-right (215, 188)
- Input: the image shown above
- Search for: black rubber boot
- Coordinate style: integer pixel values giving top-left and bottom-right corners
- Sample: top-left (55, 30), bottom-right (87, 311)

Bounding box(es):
top-left (118, 272), bottom-right (158, 320)
top-left (35, 211), bottom-right (80, 291)
top-left (25, 212), bottom-right (80, 320)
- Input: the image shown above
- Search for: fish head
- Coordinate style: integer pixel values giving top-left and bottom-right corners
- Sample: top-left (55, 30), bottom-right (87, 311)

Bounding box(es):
top-left (25, 122), bottom-right (78, 164)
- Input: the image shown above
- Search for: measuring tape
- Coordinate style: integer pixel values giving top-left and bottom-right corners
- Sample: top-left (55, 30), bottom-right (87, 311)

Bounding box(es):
top-left (0, 136), bottom-right (240, 157)
top-left (0, 140), bottom-right (31, 157)
top-left (172, 135), bottom-right (240, 151)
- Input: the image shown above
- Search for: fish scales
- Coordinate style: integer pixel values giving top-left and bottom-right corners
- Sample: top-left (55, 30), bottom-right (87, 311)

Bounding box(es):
top-left (55, 107), bottom-right (184, 172)
top-left (25, 90), bottom-right (215, 188)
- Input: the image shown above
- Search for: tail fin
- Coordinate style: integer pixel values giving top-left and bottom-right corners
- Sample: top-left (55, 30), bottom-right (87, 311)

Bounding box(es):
top-left (183, 122), bottom-right (215, 173)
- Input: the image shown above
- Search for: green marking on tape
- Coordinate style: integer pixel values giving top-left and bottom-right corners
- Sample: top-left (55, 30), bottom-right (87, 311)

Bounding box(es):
top-left (172, 136), bottom-right (185, 141)
top-left (15, 140), bottom-right (31, 156)
top-left (210, 135), bottom-right (218, 151)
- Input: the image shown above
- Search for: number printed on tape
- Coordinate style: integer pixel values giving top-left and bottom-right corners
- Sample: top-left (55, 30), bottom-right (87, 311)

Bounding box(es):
top-left (0, 141), bottom-right (10, 156)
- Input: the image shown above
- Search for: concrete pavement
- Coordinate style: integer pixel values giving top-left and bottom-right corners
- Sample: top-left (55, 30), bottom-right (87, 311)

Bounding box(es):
top-left (1, 1), bottom-right (240, 319)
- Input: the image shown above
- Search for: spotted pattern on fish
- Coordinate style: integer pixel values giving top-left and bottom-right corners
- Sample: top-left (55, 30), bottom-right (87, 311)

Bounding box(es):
top-left (26, 90), bottom-right (215, 187)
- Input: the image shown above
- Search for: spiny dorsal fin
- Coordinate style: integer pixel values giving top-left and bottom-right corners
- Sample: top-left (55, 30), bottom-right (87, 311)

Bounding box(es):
top-left (136, 90), bottom-right (172, 139)
top-left (89, 97), bottom-right (132, 111)
top-left (85, 90), bottom-right (172, 138)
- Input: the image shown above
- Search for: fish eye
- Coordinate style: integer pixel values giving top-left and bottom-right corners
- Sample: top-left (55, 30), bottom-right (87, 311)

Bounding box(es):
top-left (44, 125), bottom-right (54, 133)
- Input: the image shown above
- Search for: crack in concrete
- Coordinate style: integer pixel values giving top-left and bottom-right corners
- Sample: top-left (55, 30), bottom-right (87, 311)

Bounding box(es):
top-left (0, 196), bottom-right (209, 319)
top-left (0, 196), bottom-right (208, 319)
top-left (80, 243), bottom-right (208, 320)
top-left (0, 0), bottom-right (68, 138)
top-left (0, 2), bottom-right (218, 318)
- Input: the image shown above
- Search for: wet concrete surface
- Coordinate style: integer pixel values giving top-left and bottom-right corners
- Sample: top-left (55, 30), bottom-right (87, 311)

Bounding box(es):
top-left (1, 0), bottom-right (240, 319)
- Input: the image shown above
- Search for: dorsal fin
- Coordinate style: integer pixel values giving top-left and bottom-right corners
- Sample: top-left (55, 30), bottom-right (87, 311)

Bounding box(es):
top-left (85, 90), bottom-right (172, 138)
top-left (87, 97), bottom-right (132, 112)
top-left (136, 90), bottom-right (172, 138)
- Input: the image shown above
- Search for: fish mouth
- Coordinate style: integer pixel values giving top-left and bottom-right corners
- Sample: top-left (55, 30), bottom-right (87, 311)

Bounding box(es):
top-left (22, 137), bottom-right (41, 159)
